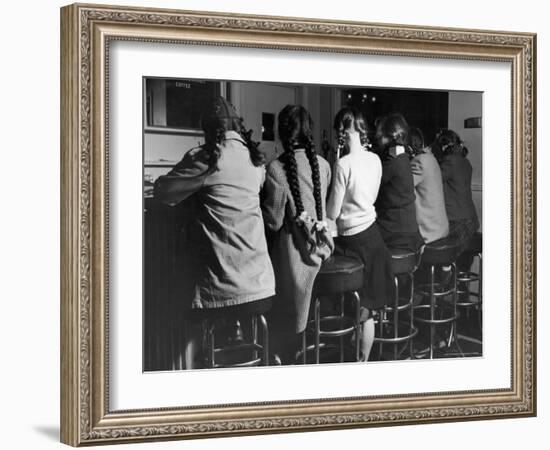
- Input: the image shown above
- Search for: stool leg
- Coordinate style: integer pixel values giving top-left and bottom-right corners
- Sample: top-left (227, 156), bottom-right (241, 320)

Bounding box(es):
top-left (259, 314), bottom-right (269, 366)
top-left (478, 253), bottom-right (483, 331)
top-left (315, 298), bottom-right (321, 364)
top-left (409, 272), bottom-right (415, 359)
top-left (378, 310), bottom-right (384, 360)
top-left (451, 262), bottom-right (458, 348)
top-left (393, 275), bottom-right (399, 360)
top-left (353, 291), bottom-right (361, 362)
top-left (446, 263), bottom-right (462, 355)
top-left (429, 265), bottom-right (435, 359)
top-left (302, 330), bottom-right (307, 365)
top-left (451, 263), bottom-right (464, 356)
top-left (464, 276), bottom-right (472, 319)
top-left (252, 315), bottom-right (258, 362)
top-left (340, 294), bottom-right (345, 363)
top-left (207, 321), bottom-right (216, 368)
top-left (447, 265), bottom-right (456, 349)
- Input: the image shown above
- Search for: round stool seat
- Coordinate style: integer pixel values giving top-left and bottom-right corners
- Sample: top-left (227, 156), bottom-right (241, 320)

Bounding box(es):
top-left (422, 237), bottom-right (461, 266)
top-left (190, 297), bottom-right (273, 321)
top-left (314, 255), bottom-right (364, 295)
top-left (390, 249), bottom-right (419, 275)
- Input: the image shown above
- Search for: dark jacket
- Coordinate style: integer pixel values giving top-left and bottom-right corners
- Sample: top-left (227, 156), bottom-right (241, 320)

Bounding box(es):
top-left (375, 152), bottom-right (422, 251)
top-left (439, 152), bottom-right (479, 227)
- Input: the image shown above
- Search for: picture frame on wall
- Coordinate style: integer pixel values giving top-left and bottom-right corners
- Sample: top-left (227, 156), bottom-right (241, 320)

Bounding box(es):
top-left (60, 3), bottom-right (536, 446)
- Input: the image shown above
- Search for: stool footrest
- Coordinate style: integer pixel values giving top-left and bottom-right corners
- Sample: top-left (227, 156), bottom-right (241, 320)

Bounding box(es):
top-left (374, 328), bottom-right (418, 344)
top-left (210, 357), bottom-right (262, 368)
top-left (320, 328), bottom-right (356, 338)
top-left (295, 343), bottom-right (350, 363)
top-left (456, 301), bottom-right (481, 308)
top-left (307, 315), bottom-right (358, 338)
top-left (213, 343), bottom-right (263, 354)
top-left (414, 305), bottom-right (458, 325)
top-left (382, 300), bottom-right (414, 313)
top-left (416, 283), bottom-right (456, 297)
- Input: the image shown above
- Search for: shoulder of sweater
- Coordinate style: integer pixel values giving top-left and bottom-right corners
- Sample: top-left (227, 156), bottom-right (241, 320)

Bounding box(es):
top-left (364, 150), bottom-right (382, 165)
top-left (316, 154), bottom-right (330, 170)
top-left (412, 152), bottom-right (428, 166)
top-left (265, 158), bottom-right (286, 180)
top-left (170, 145), bottom-right (209, 176)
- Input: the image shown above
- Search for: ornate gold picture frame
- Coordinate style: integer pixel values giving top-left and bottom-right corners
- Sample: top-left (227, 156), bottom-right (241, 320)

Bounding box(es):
top-left (60, 3), bottom-right (536, 446)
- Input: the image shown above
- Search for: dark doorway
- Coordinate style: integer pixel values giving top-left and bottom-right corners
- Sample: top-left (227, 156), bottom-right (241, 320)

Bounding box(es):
top-left (342, 88), bottom-right (449, 145)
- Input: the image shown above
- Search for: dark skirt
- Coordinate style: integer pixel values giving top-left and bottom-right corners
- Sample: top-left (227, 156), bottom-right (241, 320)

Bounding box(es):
top-left (335, 222), bottom-right (394, 310)
top-left (449, 218), bottom-right (479, 271)
top-left (449, 218), bottom-right (478, 247)
top-left (377, 222), bottom-right (424, 254)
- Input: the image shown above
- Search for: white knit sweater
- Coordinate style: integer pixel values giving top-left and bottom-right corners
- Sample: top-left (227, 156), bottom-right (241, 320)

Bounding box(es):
top-left (327, 150), bottom-right (382, 236)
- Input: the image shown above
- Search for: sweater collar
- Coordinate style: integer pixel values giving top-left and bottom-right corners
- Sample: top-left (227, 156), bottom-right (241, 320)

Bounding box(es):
top-left (224, 130), bottom-right (246, 144)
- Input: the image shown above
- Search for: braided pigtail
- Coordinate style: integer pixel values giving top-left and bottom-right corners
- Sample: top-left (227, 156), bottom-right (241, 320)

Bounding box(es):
top-left (236, 118), bottom-right (265, 167)
top-left (202, 124), bottom-right (225, 173)
top-left (278, 104), bottom-right (332, 261)
top-left (359, 128), bottom-right (371, 149)
top-left (435, 128), bottom-right (467, 157)
top-left (278, 105), bottom-right (305, 219)
top-left (333, 106), bottom-right (371, 157)
top-left (281, 145), bottom-right (304, 217)
top-left (375, 113), bottom-right (409, 159)
top-left (304, 138), bottom-right (323, 221)
top-left (336, 129), bottom-right (347, 158)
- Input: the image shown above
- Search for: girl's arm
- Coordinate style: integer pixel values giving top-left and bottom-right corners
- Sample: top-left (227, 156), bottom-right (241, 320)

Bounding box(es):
top-left (410, 155), bottom-right (424, 187)
top-left (326, 162), bottom-right (346, 222)
top-left (261, 166), bottom-right (287, 232)
top-left (154, 148), bottom-right (209, 206)
top-left (439, 156), bottom-right (452, 183)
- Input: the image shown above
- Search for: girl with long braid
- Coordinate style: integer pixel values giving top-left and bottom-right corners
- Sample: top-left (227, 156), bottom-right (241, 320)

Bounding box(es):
top-left (262, 104), bottom-right (334, 364)
top-left (327, 107), bottom-right (394, 361)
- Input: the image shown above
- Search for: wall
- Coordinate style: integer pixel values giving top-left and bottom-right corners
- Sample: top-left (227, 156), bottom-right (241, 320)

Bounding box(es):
top-left (0, 1), bottom-right (546, 450)
top-left (234, 81), bottom-right (300, 161)
top-left (448, 91), bottom-right (483, 227)
top-left (144, 80), bottom-right (304, 179)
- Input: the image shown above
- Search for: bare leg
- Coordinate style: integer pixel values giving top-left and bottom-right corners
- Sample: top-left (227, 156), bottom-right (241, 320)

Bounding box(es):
top-left (360, 317), bottom-right (375, 361)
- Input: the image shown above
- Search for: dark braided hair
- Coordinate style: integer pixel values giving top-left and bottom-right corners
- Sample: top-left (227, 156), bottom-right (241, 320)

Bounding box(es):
top-left (432, 128), bottom-right (468, 161)
top-left (374, 112), bottom-right (409, 159)
top-left (277, 105), bottom-right (323, 221)
top-left (201, 97), bottom-right (264, 174)
top-left (407, 127), bottom-right (426, 158)
top-left (333, 107), bottom-right (370, 157)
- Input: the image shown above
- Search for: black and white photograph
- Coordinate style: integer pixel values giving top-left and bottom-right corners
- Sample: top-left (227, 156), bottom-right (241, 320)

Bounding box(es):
top-left (143, 77), bottom-right (483, 371)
